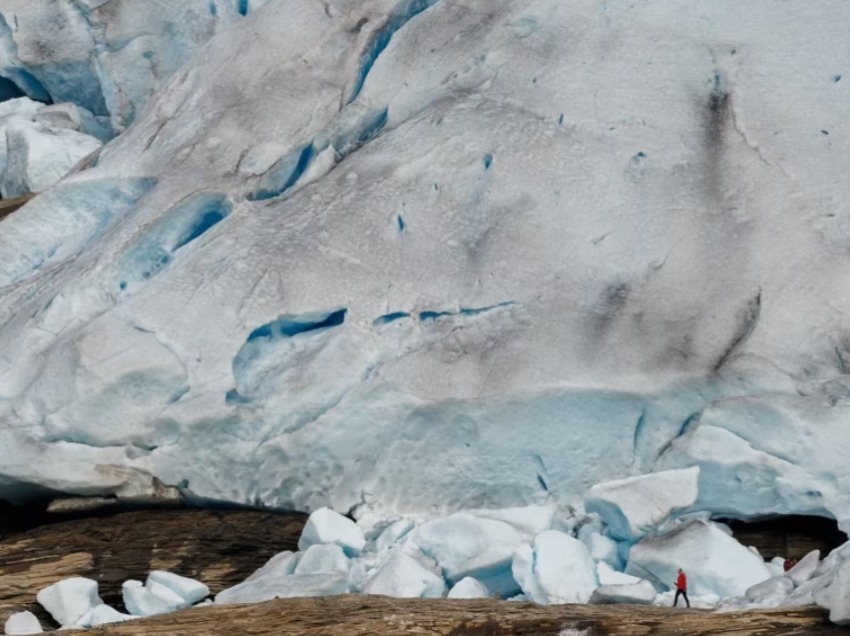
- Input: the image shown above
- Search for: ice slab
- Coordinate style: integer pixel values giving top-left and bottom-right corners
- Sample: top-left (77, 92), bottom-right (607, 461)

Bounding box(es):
top-left (447, 577), bottom-right (489, 599)
top-left (626, 520), bottom-right (771, 598)
top-left (298, 508), bottom-right (365, 556)
top-left (362, 551), bottom-right (446, 599)
top-left (146, 571), bottom-right (210, 606)
top-left (512, 530), bottom-right (598, 605)
top-left (293, 544), bottom-right (350, 575)
top-left (76, 605), bottom-right (135, 628)
top-left (590, 580), bottom-right (657, 605)
top-left (36, 578), bottom-right (103, 627)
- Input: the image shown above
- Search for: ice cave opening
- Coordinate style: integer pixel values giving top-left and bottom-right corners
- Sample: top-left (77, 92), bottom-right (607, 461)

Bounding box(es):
top-left (719, 515), bottom-right (848, 561)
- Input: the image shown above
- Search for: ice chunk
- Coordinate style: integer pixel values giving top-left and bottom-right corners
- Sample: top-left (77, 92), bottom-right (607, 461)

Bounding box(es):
top-left (146, 571), bottom-right (210, 605)
top-left (293, 544), bottom-right (350, 575)
top-left (512, 531), bottom-right (598, 604)
top-left (244, 551), bottom-right (302, 584)
top-left (584, 468), bottom-right (700, 542)
top-left (376, 518), bottom-right (416, 552)
top-left (744, 575), bottom-right (794, 601)
top-left (362, 551), bottom-right (446, 598)
top-left (215, 572), bottom-right (348, 604)
top-left (75, 605), bottom-right (135, 628)
top-left (814, 559), bottom-right (850, 624)
top-left (1, 119), bottom-right (102, 198)
top-left (589, 580), bottom-right (657, 605)
top-left (596, 562), bottom-right (641, 586)
top-left (299, 508), bottom-right (365, 556)
top-left (407, 508), bottom-right (549, 595)
top-left (579, 530), bottom-right (622, 570)
top-left (767, 556), bottom-right (786, 577)
top-left (36, 577), bottom-right (103, 627)
top-left (122, 579), bottom-right (185, 617)
top-left (625, 520), bottom-right (771, 597)
top-left (786, 550), bottom-right (820, 586)
top-left (447, 577), bottom-right (489, 599)
top-left (4, 611), bottom-right (42, 635)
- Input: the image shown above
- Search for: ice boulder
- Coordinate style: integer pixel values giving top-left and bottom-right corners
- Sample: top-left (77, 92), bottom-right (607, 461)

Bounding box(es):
top-left (36, 577), bottom-right (103, 627)
top-left (375, 518), bottom-right (416, 552)
top-left (626, 520), bottom-right (771, 597)
top-left (590, 580), bottom-right (657, 605)
top-left (407, 507), bottom-right (552, 595)
top-left (814, 558), bottom-right (850, 624)
top-left (122, 579), bottom-right (186, 617)
top-left (4, 611), bottom-right (42, 635)
top-left (447, 577), bottom-right (489, 599)
top-left (744, 575), bottom-right (794, 602)
top-left (146, 571), bottom-right (210, 606)
top-left (75, 605), bottom-right (135, 628)
top-left (786, 550), bottom-right (820, 586)
top-left (579, 529), bottom-right (623, 570)
top-left (596, 562), bottom-right (642, 586)
top-left (362, 551), bottom-right (446, 598)
top-left (0, 119), bottom-right (102, 198)
top-left (242, 551), bottom-right (302, 584)
top-left (512, 530), bottom-right (598, 605)
top-left (293, 544), bottom-right (350, 575)
top-left (298, 508), bottom-right (365, 556)
top-left (767, 557), bottom-right (786, 577)
top-left (584, 468), bottom-right (700, 542)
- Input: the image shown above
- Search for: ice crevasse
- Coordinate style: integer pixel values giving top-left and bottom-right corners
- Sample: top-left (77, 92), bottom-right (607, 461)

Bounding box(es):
top-left (0, 0), bottom-right (849, 536)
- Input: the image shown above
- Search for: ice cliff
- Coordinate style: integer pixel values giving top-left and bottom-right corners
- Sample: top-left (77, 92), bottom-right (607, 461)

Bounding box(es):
top-left (0, 0), bottom-right (849, 532)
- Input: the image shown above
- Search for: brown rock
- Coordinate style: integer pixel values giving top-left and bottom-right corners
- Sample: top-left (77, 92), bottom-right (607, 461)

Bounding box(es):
top-left (0, 509), bottom-right (306, 611)
top-left (0, 194), bottom-right (36, 222)
top-left (90, 596), bottom-right (842, 636)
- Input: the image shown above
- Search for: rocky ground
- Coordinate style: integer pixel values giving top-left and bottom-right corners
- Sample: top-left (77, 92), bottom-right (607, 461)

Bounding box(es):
top-left (0, 508), bottom-right (844, 635)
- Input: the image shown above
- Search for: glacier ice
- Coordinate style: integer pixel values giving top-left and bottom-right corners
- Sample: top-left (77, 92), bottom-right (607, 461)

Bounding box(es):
top-left (75, 605), bottom-right (135, 628)
top-left (293, 544), bottom-right (350, 576)
top-left (361, 550), bottom-right (446, 598)
top-left (785, 549), bottom-right (820, 585)
top-left (145, 571), bottom-right (210, 606)
top-left (626, 520), bottom-right (771, 598)
top-left (584, 468), bottom-right (700, 542)
top-left (0, 0), bottom-right (848, 558)
top-left (589, 580), bottom-right (656, 605)
top-left (122, 580), bottom-right (185, 617)
top-left (744, 575), bottom-right (794, 602)
top-left (298, 508), bottom-right (366, 556)
top-left (447, 577), bottom-right (489, 599)
top-left (36, 578), bottom-right (102, 627)
top-left (4, 612), bottom-right (42, 635)
top-left (512, 530), bottom-right (598, 605)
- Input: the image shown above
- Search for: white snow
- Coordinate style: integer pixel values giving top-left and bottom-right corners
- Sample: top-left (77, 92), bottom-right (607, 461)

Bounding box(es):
top-left (361, 551), bottom-right (446, 598)
top-left (298, 508), bottom-right (366, 556)
top-left (36, 578), bottom-right (103, 627)
top-left (584, 468), bottom-right (700, 542)
top-left (146, 571), bottom-right (210, 606)
top-left (625, 520), bottom-right (771, 598)
top-left (4, 612), bottom-right (42, 635)
top-left (447, 577), bottom-right (489, 599)
top-left (512, 531), bottom-right (598, 605)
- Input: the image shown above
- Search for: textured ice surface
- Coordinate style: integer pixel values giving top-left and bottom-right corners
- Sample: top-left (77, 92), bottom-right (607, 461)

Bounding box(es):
top-left (585, 468), bottom-right (700, 542)
top-left (293, 544), bottom-right (350, 575)
top-left (512, 531), bottom-right (598, 605)
top-left (626, 520), bottom-right (771, 597)
top-left (1, 0), bottom-right (850, 530)
top-left (122, 580), bottom-right (185, 617)
top-left (362, 550), bottom-right (446, 598)
top-left (36, 578), bottom-right (102, 627)
top-left (4, 611), bottom-right (42, 635)
top-left (298, 508), bottom-right (366, 556)
top-left (406, 507), bottom-right (553, 595)
top-left (76, 605), bottom-right (135, 628)
top-left (215, 572), bottom-right (349, 604)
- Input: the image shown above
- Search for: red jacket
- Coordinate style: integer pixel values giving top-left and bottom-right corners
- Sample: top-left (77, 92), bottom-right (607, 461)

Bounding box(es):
top-left (676, 572), bottom-right (687, 590)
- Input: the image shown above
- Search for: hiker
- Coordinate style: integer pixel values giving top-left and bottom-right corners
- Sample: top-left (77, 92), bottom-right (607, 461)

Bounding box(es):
top-left (674, 568), bottom-right (690, 608)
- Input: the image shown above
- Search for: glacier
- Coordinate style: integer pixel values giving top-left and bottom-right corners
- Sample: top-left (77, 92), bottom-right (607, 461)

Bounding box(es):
top-left (0, 0), bottom-right (849, 548)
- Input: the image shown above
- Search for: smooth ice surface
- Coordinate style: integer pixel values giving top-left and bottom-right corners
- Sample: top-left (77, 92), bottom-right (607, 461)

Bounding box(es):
top-left (293, 544), bottom-right (350, 575)
top-left (626, 521), bottom-right (771, 597)
top-left (146, 571), bottom-right (210, 606)
top-left (585, 468), bottom-right (700, 542)
top-left (596, 562), bottom-right (641, 587)
top-left (122, 580), bottom-right (185, 618)
top-left (589, 580), bottom-right (656, 605)
top-left (447, 577), bottom-right (489, 599)
top-left (512, 531), bottom-right (598, 605)
top-left (215, 572), bottom-right (349, 604)
top-left (298, 508), bottom-right (366, 556)
top-left (2, 0), bottom-right (850, 532)
top-left (786, 550), bottom-right (820, 585)
top-left (361, 550), bottom-right (446, 598)
top-left (4, 612), bottom-right (42, 635)
top-left (75, 605), bottom-right (135, 628)
top-left (36, 578), bottom-right (102, 627)
top-left (744, 575), bottom-right (794, 602)
top-left (407, 507), bottom-right (553, 595)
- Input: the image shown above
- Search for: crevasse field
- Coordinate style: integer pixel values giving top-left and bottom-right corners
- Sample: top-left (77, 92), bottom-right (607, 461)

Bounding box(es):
top-left (2, 0), bottom-right (850, 625)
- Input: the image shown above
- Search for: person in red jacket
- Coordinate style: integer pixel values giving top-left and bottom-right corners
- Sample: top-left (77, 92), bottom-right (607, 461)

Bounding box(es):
top-left (674, 569), bottom-right (690, 607)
